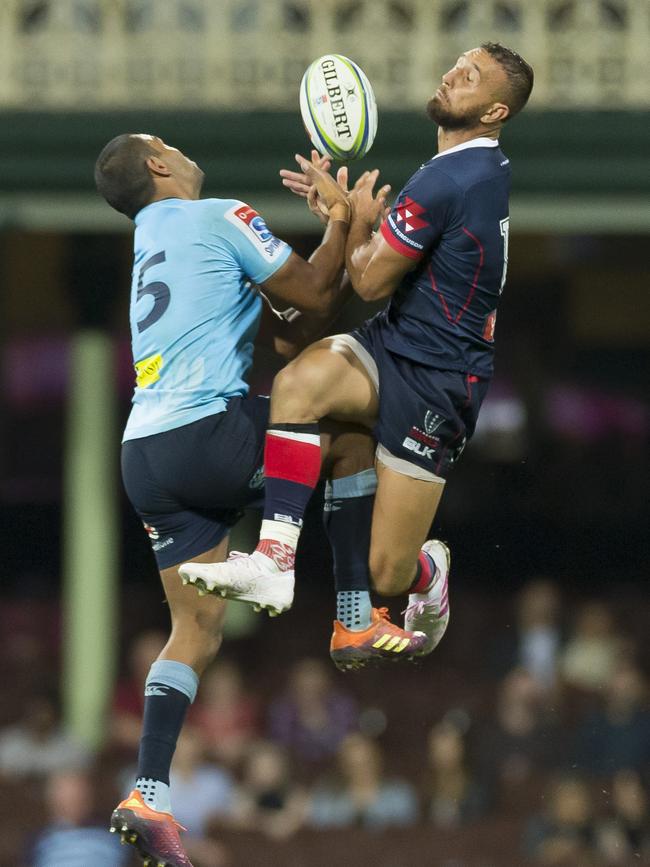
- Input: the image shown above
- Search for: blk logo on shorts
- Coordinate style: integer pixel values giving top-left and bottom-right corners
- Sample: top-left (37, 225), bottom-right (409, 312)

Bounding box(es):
top-left (143, 522), bottom-right (160, 540)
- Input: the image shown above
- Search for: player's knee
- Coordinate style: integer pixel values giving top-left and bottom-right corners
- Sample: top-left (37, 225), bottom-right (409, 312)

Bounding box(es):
top-left (272, 357), bottom-right (332, 421)
top-left (369, 550), bottom-right (413, 597)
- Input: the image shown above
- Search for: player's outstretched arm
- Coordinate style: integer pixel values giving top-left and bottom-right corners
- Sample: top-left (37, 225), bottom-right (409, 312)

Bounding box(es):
top-left (345, 171), bottom-right (413, 301)
top-left (260, 156), bottom-right (351, 316)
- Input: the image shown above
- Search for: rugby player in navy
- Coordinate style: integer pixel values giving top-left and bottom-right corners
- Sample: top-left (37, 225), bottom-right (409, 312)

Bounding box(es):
top-left (181, 43), bottom-right (534, 661)
top-left (94, 135), bottom-right (426, 867)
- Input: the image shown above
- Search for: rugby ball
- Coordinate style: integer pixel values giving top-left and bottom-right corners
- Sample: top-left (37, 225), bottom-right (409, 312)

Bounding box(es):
top-left (299, 54), bottom-right (378, 161)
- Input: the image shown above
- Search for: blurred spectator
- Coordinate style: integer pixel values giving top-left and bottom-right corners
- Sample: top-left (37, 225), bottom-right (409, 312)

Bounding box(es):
top-left (169, 727), bottom-right (234, 835)
top-left (477, 669), bottom-right (563, 804)
top-left (309, 733), bottom-right (419, 830)
top-left (490, 578), bottom-right (563, 691)
top-left (109, 629), bottom-right (166, 752)
top-left (524, 775), bottom-right (598, 866)
top-left (560, 601), bottom-right (625, 692)
top-left (423, 719), bottom-right (487, 828)
top-left (574, 662), bottom-right (650, 776)
top-left (194, 659), bottom-right (259, 768)
top-left (228, 740), bottom-right (306, 840)
top-left (0, 689), bottom-right (90, 779)
top-left (27, 770), bottom-right (128, 866)
top-left (595, 770), bottom-right (650, 864)
top-left (268, 658), bottom-right (358, 766)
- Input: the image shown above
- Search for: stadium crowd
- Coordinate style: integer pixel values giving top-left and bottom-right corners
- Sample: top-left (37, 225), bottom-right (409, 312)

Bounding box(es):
top-left (0, 578), bottom-right (648, 867)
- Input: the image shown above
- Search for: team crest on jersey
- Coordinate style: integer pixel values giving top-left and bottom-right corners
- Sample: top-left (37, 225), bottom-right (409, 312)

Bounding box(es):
top-left (225, 203), bottom-right (286, 262)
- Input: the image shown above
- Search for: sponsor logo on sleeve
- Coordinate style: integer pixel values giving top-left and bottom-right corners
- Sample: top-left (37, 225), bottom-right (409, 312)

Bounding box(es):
top-left (225, 203), bottom-right (287, 262)
top-left (394, 197), bottom-right (429, 234)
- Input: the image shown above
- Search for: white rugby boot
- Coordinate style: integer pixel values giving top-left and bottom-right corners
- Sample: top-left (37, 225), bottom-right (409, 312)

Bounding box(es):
top-left (402, 540), bottom-right (451, 656)
top-left (179, 544), bottom-right (295, 616)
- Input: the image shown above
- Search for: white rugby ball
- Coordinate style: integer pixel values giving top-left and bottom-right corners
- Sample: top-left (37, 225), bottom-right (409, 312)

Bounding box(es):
top-left (299, 54), bottom-right (378, 161)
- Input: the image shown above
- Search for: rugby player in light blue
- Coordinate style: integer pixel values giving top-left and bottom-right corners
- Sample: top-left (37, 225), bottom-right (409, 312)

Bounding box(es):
top-left (94, 133), bottom-right (364, 867)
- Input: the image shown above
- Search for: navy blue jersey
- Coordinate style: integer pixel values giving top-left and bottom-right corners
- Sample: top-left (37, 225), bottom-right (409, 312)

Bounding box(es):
top-left (378, 137), bottom-right (510, 378)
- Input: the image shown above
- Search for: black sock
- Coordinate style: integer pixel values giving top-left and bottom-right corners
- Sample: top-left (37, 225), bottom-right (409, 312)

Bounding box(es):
top-left (136, 660), bottom-right (198, 784)
top-left (324, 470), bottom-right (376, 628)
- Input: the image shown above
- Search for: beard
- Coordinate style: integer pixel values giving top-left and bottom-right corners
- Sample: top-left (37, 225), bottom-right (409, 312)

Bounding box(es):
top-left (426, 94), bottom-right (484, 130)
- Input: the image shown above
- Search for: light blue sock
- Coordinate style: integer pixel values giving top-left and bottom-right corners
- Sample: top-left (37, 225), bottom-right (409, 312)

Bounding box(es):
top-left (336, 589), bottom-right (373, 631)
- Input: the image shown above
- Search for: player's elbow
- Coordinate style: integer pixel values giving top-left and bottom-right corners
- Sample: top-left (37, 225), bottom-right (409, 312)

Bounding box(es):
top-left (354, 277), bottom-right (394, 302)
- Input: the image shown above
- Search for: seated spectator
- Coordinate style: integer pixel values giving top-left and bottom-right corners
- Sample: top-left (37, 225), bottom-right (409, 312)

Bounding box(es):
top-left (595, 769), bottom-right (650, 864)
top-left (574, 662), bottom-right (650, 776)
top-left (423, 719), bottom-right (487, 828)
top-left (27, 770), bottom-right (128, 866)
top-left (524, 775), bottom-right (598, 866)
top-left (489, 578), bottom-right (563, 693)
top-left (109, 629), bottom-right (166, 752)
top-left (193, 659), bottom-right (259, 768)
top-left (309, 733), bottom-right (419, 830)
top-left (0, 689), bottom-right (90, 779)
top-left (229, 740), bottom-right (306, 840)
top-left (268, 657), bottom-right (358, 767)
top-left (561, 601), bottom-right (625, 692)
top-left (477, 668), bottom-right (563, 805)
top-left (169, 727), bottom-right (234, 835)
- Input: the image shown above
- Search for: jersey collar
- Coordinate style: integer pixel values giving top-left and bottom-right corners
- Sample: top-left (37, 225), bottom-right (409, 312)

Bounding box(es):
top-left (432, 137), bottom-right (499, 160)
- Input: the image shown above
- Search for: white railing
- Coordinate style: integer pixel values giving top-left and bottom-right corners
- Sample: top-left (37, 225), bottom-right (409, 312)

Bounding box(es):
top-left (0, 0), bottom-right (647, 109)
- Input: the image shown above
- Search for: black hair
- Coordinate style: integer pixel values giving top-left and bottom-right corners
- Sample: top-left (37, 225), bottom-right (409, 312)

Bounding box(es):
top-left (481, 42), bottom-right (534, 119)
top-left (94, 134), bottom-right (158, 219)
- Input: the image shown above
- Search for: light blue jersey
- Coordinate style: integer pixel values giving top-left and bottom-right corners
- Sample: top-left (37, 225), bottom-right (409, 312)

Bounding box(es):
top-left (123, 197), bottom-right (292, 441)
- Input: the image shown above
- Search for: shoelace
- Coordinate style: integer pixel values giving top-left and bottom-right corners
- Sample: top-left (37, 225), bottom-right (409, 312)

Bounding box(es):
top-left (401, 599), bottom-right (438, 617)
top-left (376, 606), bottom-right (392, 622)
top-left (227, 550), bottom-right (247, 560)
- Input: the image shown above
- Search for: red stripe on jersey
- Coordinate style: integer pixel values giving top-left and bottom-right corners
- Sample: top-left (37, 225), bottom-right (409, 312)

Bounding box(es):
top-left (427, 265), bottom-right (453, 322)
top-left (380, 220), bottom-right (423, 261)
top-left (264, 433), bottom-right (321, 487)
top-left (456, 227), bottom-right (485, 323)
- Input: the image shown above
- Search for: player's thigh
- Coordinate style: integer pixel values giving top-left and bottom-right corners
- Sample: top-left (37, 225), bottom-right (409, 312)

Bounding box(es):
top-left (271, 336), bottom-right (379, 427)
top-left (369, 460), bottom-right (445, 595)
top-left (160, 537), bottom-right (229, 639)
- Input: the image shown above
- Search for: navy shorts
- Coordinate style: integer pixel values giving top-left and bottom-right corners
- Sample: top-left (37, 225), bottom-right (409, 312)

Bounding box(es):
top-left (121, 396), bottom-right (269, 569)
top-left (346, 318), bottom-right (489, 479)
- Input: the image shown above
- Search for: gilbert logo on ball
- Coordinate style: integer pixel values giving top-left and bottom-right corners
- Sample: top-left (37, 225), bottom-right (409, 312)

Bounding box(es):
top-left (300, 54), bottom-right (378, 161)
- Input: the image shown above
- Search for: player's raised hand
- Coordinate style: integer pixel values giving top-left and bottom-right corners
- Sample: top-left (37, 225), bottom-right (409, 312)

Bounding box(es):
top-left (307, 165), bottom-right (349, 225)
top-left (295, 154), bottom-right (350, 222)
top-left (349, 169), bottom-right (391, 229)
top-left (279, 149), bottom-right (332, 198)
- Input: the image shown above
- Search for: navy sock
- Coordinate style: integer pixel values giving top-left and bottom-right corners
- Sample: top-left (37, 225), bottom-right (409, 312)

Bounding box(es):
top-left (324, 469), bottom-right (376, 630)
top-left (137, 659), bottom-right (199, 785)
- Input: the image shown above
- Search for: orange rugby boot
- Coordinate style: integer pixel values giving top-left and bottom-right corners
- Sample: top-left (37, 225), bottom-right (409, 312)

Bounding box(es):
top-left (330, 606), bottom-right (428, 671)
top-left (110, 789), bottom-right (193, 867)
